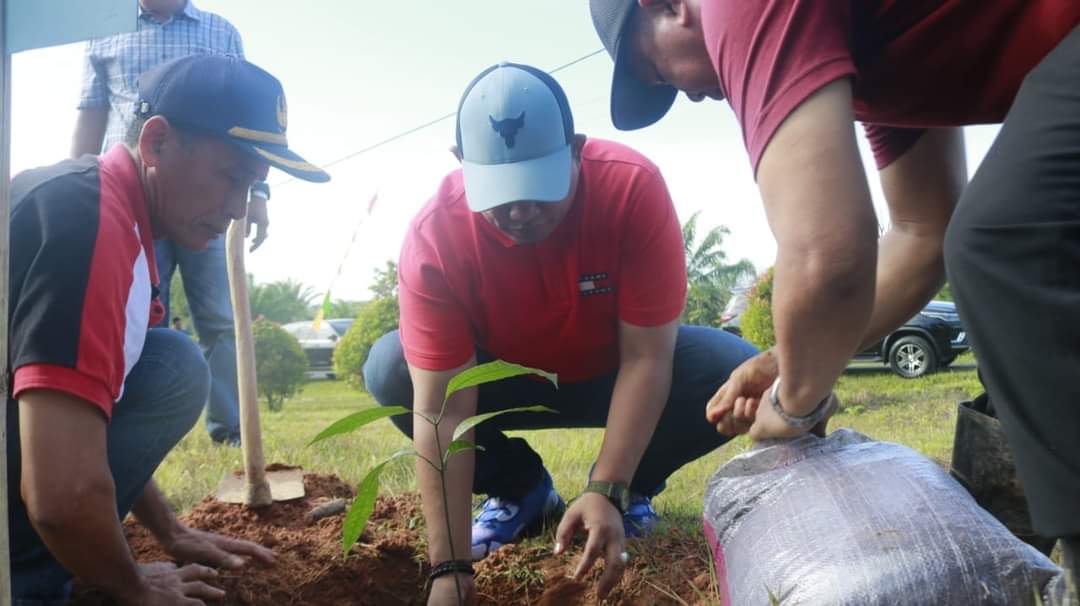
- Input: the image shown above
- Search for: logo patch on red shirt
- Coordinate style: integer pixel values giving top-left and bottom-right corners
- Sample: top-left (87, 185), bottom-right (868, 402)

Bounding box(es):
top-left (578, 272), bottom-right (613, 296)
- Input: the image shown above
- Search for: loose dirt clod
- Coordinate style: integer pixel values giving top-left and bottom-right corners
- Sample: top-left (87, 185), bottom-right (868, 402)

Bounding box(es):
top-left (70, 472), bottom-right (715, 605)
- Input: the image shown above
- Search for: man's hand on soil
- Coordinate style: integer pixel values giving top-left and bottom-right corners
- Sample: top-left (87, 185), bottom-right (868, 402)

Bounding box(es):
top-left (706, 348), bottom-right (779, 435)
top-left (123, 561), bottom-right (223, 606)
top-left (162, 526), bottom-right (275, 570)
top-left (427, 574), bottom-right (476, 606)
top-left (554, 492), bottom-right (627, 601)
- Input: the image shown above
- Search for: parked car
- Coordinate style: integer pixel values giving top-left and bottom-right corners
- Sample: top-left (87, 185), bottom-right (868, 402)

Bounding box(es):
top-left (281, 318), bottom-right (354, 378)
top-left (720, 288), bottom-right (750, 336)
top-left (721, 296), bottom-right (968, 379)
top-left (856, 300), bottom-right (969, 378)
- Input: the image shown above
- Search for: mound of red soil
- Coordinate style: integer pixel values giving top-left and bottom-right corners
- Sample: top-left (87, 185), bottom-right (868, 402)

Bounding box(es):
top-left (70, 471), bottom-right (715, 605)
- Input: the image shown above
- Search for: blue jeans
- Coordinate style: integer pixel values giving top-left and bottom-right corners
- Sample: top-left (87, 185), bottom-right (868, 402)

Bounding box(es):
top-left (7, 328), bottom-right (210, 604)
top-left (155, 236), bottom-right (240, 443)
top-left (363, 325), bottom-right (758, 499)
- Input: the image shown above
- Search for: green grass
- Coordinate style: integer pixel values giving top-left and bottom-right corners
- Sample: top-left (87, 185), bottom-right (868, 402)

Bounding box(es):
top-left (157, 351), bottom-right (1076, 604)
top-left (154, 352), bottom-right (982, 520)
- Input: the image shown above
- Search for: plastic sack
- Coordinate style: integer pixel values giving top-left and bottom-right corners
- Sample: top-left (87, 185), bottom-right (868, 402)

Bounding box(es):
top-left (703, 429), bottom-right (1065, 605)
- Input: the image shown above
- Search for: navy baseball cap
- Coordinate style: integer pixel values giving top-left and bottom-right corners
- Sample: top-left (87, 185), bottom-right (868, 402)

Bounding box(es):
top-left (590, 0), bottom-right (678, 130)
top-left (137, 54), bottom-right (330, 183)
top-left (455, 62), bottom-right (575, 212)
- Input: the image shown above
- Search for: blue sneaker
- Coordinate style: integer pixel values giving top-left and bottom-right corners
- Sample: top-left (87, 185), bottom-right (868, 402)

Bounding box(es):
top-left (623, 494), bottom-right (660, 538)
top-left (471, 470), bottom-right (564, 560)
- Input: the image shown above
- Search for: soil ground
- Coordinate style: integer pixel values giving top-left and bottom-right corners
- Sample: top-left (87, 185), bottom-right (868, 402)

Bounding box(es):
top-left (70, 470), bottom-right (718, 605)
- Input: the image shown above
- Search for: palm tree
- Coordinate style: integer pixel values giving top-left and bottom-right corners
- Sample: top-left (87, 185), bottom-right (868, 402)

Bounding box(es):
top-left (327, 299), bottom-right (366, 319)
top-left (249, 277), bottom-right (319, 324)
top-left (681, 211), bottom-right (756, 327)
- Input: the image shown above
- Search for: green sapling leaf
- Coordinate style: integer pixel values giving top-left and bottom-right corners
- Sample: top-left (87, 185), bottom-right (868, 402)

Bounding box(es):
top-left (309, 405), bottom-right (410, 445)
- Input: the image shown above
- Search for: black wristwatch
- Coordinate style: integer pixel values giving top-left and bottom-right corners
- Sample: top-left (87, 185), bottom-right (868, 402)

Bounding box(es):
top-left (583, 480), bottom-right (631, 514)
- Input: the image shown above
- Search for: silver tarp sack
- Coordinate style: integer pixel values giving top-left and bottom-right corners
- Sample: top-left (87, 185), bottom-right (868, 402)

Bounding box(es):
top-left (703, 429), bottom-right (1066, 606)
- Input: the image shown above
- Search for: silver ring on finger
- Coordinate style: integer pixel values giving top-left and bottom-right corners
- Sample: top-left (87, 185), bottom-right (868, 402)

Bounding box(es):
top-left (620, 551), bottom-right (630, 564)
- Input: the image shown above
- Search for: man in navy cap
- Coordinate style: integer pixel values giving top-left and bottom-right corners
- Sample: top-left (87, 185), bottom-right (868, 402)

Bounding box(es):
top-left (73, 0), bottom-right (266, 447)
top-left (363, 62), bottom-right (756, 604)
top-left (7, 54), bottom-right (328, 605)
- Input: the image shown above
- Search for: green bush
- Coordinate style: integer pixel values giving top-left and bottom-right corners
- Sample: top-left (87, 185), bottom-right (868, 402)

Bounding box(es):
top-left (333, 296), bottom-right (399, 390)
top-left (253, 318), bottom-right (308, 411)
top-left (740, 267), bottom-right (775, 350)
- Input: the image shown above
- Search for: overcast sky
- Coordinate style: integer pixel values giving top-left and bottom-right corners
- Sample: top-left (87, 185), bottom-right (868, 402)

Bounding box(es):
top-left (9, 1), bottom-right (1002, 300)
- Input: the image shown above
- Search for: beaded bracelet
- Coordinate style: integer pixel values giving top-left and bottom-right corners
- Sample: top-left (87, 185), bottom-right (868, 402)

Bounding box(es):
top-left (429, 559), bottom-right (475, 581)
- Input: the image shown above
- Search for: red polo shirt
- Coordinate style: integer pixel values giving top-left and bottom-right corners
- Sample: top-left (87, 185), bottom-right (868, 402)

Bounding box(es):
top-left (398, 138), bottom-right (687, 383)
top-left (701, 0), bottom-right (1080, 171)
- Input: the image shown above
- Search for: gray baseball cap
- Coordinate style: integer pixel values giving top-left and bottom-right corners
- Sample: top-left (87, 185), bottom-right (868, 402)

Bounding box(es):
top-left (590, 0), bottom-right (678, 130)
top-left (455, 62), bottom-right (575, 212)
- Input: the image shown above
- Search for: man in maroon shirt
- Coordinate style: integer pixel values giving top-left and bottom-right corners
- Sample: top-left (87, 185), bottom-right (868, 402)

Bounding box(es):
top-left (589, 0), bottom-right (1080, 586)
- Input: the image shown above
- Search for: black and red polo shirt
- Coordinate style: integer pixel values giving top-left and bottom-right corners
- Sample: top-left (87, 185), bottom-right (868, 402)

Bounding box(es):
top-left (8, 145), bottom-right (164, 419)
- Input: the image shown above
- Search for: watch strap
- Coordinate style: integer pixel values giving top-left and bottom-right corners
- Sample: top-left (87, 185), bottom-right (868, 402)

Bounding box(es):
top-left (583, 480), bottom-right (630, 514)
top-left (769, 378), bottom-right (835, 429)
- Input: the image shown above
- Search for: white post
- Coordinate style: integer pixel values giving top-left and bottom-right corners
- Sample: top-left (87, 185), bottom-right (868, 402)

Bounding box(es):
top-left (0, 0), bottom-right (15, 602)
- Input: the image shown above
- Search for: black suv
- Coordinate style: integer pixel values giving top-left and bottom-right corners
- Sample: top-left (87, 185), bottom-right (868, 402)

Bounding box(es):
top-left (721, 297), bottom-right (968, 378)
top-left (855, 300), bottom-right (968, 378)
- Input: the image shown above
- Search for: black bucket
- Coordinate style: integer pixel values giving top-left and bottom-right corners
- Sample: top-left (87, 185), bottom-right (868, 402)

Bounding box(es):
top-left (951, 396), bottom-right (1057, 556)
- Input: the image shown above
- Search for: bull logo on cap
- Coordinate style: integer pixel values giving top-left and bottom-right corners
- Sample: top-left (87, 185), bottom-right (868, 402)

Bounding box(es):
top-left (276, 94), bottom-right (288, 131)
top-left (489, 112), bottom-right (525, 148)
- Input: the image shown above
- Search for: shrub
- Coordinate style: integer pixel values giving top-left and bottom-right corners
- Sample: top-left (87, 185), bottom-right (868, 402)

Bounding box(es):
top-left (253, 318), bottom-right (308, 411)
top-left (740, 268), bottom-right (775, 349)
top-left (333, 296), bottom-right (399, 390)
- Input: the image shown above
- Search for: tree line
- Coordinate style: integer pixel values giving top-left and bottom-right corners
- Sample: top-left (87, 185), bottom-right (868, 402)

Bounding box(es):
top-left (169, 215), bottom-right (760, 332)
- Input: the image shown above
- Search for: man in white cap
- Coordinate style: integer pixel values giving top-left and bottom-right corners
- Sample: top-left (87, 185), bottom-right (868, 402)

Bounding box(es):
top-left (362, 62), bottom-right (756, 604)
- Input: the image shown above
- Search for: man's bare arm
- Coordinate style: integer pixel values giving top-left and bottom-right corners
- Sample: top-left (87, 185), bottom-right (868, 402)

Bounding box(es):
top-left (71, 107), bottom-right (108, 158)
top-left (756, 79), bottom-right (879, 417)
top-left (408, 360), bottom-right (478, 565)
top-left (861, 128), bottom-right (966, 348)
top-left (592, 319), bottom-right (678, 484)
top-left (19, 389), bottom-right (148, 603)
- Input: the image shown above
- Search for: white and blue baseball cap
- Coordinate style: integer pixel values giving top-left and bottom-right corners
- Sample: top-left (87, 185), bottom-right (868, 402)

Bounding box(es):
top-left (455, 62), bottom-right (576, 212)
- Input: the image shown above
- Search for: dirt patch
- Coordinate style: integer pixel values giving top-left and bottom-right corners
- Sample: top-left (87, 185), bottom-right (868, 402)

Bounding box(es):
top-left (71, 471), bottom-right (716, 605)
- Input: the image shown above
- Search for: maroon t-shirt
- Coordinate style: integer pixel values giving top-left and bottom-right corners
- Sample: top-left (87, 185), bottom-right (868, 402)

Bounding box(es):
top-left (701, 0), bottom-right (1080, 171)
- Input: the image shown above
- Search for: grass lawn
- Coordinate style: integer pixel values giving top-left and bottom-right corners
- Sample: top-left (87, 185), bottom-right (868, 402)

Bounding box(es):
top-left (144, 354), bottom-right (1000, 603)
top-left (154, 352), bottom-right (982, 522)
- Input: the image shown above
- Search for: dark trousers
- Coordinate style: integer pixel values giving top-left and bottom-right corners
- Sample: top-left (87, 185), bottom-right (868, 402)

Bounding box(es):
top-left (363, 326), bottom-right (757, 500)
top-left (7, 329), bottom-right (210, 604)
top-left (944, 23), bottom-right (1080, 539)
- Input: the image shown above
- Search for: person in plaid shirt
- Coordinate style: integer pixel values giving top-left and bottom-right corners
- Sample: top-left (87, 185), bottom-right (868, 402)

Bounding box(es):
top-left (71, 0), bottom-right (267, 446)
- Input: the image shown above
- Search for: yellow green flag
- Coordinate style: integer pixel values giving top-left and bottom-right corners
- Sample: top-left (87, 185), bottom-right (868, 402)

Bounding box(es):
top-left (312, 293), bottom-right (332, 332)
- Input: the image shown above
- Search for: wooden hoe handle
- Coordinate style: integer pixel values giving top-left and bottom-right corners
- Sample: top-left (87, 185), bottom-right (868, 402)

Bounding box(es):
top-left (225, 219), bottom-right (272, 507)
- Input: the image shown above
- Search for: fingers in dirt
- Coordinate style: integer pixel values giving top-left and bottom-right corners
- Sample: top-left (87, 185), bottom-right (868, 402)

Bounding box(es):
top-left (574, 530), bottom-right (605, 580)
top-left (181, 580), bottom-right (226, 601)
top-left (554, 510), bottom-right (584, 555)
top-left (596, 537), bottom-right (627, 601)
top-left (176, 564), bottom-right (218, 583)
top-left (220, 537), bottom-right (276, 566)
